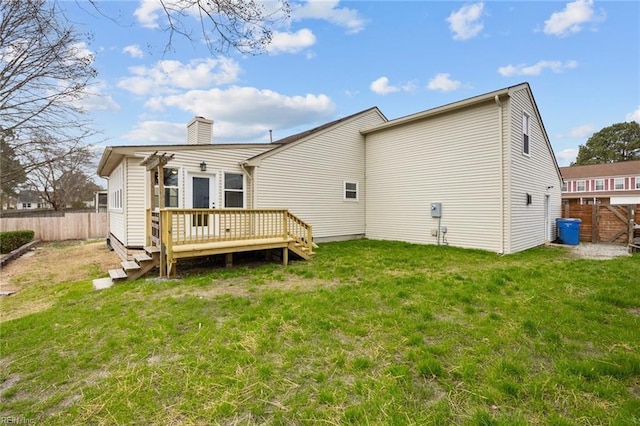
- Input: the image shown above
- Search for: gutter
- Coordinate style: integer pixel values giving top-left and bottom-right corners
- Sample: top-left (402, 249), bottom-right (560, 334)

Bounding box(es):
top-left (495, 95), bottom-right (505, 255)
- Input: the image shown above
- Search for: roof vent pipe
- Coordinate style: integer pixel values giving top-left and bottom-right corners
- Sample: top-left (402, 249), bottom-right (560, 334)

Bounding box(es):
top-left (269, 130), bottom-right (273, 143)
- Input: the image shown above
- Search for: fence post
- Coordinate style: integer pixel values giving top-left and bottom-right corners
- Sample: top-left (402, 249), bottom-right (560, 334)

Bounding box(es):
top-left (591, 205), bottom-right (598, 243)
top-left (629, 205), bottom-right (634, 247)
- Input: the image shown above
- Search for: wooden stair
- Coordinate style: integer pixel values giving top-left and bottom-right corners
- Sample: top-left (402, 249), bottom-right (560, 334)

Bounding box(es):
top-left (93, 246), bottom-right (160, 290)
top-left (289, 241), bottom-right (317, 260)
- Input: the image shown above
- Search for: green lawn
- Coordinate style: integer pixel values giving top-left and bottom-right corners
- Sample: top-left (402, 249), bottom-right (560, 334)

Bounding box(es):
top-left (1, 240), bottom-right (639, 425)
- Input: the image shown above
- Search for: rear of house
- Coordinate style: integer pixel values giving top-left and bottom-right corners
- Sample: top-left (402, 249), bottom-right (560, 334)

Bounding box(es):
top-left (98, 82), bottom-right (562, 260)
top-left (98, 142), bottom-right (273, 258)
top-left (362, 83), bottom-right (562, 254)
top-left (245, 107), bottom-right (387, 242)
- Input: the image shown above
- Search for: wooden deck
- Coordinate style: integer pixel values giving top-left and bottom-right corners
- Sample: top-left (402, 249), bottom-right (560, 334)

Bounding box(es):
top-left (151, 208), bottom-right (315, 277)
top-left (105, 209), bottom-right (315, 284)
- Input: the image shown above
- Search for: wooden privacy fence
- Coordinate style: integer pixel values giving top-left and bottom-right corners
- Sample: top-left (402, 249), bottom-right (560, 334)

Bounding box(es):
top-left (0, 211), bottom-right (108, 241)
top-left (563, 204), bottom-right (638, 244)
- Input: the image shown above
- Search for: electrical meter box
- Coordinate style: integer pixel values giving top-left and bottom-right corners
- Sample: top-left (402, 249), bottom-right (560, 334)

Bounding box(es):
top-left (430, 202), bottom-right (441, 218)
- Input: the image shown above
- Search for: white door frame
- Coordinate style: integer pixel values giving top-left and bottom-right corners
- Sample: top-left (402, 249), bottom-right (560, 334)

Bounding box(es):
top-left (186, 172), bottom-right (217, 209)
top-left (544, 194), bottom-right (551, 241)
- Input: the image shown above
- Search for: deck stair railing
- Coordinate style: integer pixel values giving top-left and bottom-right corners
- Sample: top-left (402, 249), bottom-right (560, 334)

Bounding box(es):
top-left (147, 208), bottom-right (314, 276)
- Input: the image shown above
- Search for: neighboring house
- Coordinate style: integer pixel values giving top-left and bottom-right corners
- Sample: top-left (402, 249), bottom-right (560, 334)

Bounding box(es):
top-left (97, 82), bottom-right (562, 260)
top-left (560, 160), bottom-right (640, 206)
top-left (1, 196), bottom-right (17, 210)
top-left (16, 190), bottom-right (51, 210)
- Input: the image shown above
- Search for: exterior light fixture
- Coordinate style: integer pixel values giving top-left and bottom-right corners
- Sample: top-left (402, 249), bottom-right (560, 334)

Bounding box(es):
top-left (200, 161), bottom-right (207, 172)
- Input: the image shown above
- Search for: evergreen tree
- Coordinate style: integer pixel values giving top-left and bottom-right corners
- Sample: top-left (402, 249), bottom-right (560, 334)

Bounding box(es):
top-left (574, 122), bottom-right (640, 165)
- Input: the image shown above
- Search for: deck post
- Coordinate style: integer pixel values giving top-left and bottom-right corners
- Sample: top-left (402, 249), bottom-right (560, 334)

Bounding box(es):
top-left (283, 210), bottom-right (288, 240)
top-left (225, 253), bottom-right (233, 268)
top-left (283, 247), bottom-right (288, 266)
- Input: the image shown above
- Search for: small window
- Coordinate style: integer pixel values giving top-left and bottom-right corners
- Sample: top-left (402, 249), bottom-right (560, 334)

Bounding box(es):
top-left (636, 177), bottom-right (640, 189)
top-left (595, 179), bottom-right (604, 191)
top-left (522, 112), bottom-right (530, 155)
top-left (577, 180), bottom-right (585, 191)
top-left (224, 173), bottom-right (244, 208)
top-left (344, 181), bottom-right (359, 201)
top-left (561, 182), bottom-right (567, 192)
top-left (154, 167), bottom-right (180, 207)
top-left (614, 178), bottom-right (624, 190)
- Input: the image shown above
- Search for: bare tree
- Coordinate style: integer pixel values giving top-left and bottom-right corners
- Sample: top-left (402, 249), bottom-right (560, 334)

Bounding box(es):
top-left (22, 134), bottom-right (99, 211)
top-left (0, 0), bottom-right (98, 183)
top-left (86, 0), bottom-right (291, 55)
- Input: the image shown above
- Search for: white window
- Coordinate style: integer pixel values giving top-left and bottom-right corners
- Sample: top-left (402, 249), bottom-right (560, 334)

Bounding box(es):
top-left (561, 181), bottom-right (567, 192)
top-left (577, 180), bottom-right (585, 192)
top-left (595, 179), bottom-right (604, 191)
top-left (110, 164), bottom-right (124, 210)
top-left (614, 178), bottom-right (624, 190)
top-left (154, 167), bottom-right (179, 207)
top-left (224, 173), bottom-right (244, 208)
top-left (344, 181), bottom-right (359, 201)
top-left (522, 112), bottom-right (530, 155)
top-left (636, 177), bottom-right (640, 189)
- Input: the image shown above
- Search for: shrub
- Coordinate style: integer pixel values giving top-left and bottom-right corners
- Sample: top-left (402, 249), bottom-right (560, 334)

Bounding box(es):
top-left (0, 230), bottom-right (35, 254)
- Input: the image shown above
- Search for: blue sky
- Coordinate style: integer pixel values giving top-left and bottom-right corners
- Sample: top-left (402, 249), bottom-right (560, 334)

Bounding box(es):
top-left (63, 0), bottom-right (640, 166)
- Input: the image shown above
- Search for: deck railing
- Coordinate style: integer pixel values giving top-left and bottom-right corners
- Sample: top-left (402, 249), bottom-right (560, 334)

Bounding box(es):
top-left (148, 209), bottom-right (313, 272)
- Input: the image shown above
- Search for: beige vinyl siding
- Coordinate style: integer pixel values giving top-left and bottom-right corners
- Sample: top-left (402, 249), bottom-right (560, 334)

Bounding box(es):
top-left (111, 146), bottom-right (272, 248)
top-left (255, 110), bottom-right (385, 239)
top-left (365, 102), bottom-right (503, 251)
top-left (507, 87), bottom-right (562, 253)
top-left (125, 158), bottom-right (147, 247)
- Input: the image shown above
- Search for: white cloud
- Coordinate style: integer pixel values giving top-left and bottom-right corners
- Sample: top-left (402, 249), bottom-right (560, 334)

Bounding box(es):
top-left (498, 60), bottom-right (578, 76)
top-left (292, 0), bottom-right (367, 34)
top-left (266, 29), bottom-right (316, 54)
top-left (123, 121), bottom-right (185, 144)
top-left (370, 77), bottom-right (399, 95)
top-left (117, 57), bottom-right (242, 95)
top-left (133, 0), bottom-right (163, 29)
top-left (142, 86), bottom-right (336, 141)
top-left (543, 0), bottom-right (603, 37)
top-left (427, 73), bottom-right (462, 92)
top-left (68, 42), bottom-right (94, 65)
top-left (568, 124), bottom-right (595, 138)
top-left (76, 81), bottom-right (120, 113)
top-left (556, 148), bottom-right (579, 166)
top-left (123, 44), bottom-right (144, 58)
top-left (446, 2), bottom-right (485, 41)
top-left (369, 77), bottom-right (416, 95)
top-left (626, 107), bottom-right (640, 123)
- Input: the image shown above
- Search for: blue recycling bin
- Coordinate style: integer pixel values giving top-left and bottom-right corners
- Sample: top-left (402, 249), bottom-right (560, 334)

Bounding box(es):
top-left (556, 218), bottom-right (582, 245)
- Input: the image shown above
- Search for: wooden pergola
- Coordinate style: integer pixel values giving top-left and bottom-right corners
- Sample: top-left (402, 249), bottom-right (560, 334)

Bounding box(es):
top-left (140, 151), bottom-right (175, 211)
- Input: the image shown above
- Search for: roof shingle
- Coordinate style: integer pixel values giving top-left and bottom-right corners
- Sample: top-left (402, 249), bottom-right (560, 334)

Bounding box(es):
top-left (559, 160), bottom-right (640, 179)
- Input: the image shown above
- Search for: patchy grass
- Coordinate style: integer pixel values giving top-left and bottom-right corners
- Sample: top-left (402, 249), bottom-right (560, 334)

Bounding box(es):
top-left (1, 239), bottom-right (639, 424)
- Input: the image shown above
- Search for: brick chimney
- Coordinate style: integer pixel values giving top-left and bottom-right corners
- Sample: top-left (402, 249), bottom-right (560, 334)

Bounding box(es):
top-left (187, 116), bottom-right (213, 145)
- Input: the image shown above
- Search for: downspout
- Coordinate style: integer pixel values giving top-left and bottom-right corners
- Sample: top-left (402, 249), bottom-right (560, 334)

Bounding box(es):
top-left (495, 95), bottom-right (505, 255)
top-left (239, 162), bottom-right (255, 209)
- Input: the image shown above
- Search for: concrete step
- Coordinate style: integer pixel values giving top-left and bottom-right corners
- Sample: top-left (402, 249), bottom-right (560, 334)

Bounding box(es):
top-left (109, 268), bottom-right (127, 281)
top-left (121, 260), bottom-right (140, 271)
top-left (93, 277), bottom-right (114, 290)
